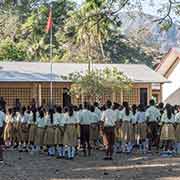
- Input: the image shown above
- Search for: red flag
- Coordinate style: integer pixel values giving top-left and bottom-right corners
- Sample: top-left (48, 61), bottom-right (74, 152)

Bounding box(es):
top-left (45, 8), bottom-right (53, 33)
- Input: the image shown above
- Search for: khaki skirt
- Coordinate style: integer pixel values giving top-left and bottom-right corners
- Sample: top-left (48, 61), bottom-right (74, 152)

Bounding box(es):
top-left (13, 122), bottom-right (21, 142)
top-left (90, 123), bottom-right (99, 142)
top-left (54, 126), bottom-right (64, 145)
top-left (20, 123), bottom-right (29, 142)
top-left (115, 125), bottom-right (123, 142)
top-left (35, 127), bottom-right (45, 146)
top-left (63, 124), bottom-right (77, 146)
top-left (44, 126), bottom-right (55, 146)
top-left (160, 124), bottom-right (175, 141)
top-left (175, 124), bottom-right (180, 142)
top-left (28, 124), bottom-right (37, 144)
top-left (4, 122), bottom-right (13, 142)
top-left (121, 121), bottom-right (133, 143)
top-left (135, 123), bottom-right (147, 141)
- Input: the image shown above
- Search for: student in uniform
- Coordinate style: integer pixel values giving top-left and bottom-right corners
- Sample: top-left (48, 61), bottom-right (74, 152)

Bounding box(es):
top-left (0, 107), bottom-right (5, 162)
top-left (54, 106), bottom-right (65, 158)
top-left (20, 107), bottom-right (29, 152)
top-left (4, 108), bottom-right (14, 147)
top-left (94, 102), bottom-right (102, 121)
top-left (160, 104), bottom-right (175, 153)
top-left (79, 102), bottom-right (91, 156)
top-left (145, 99), bottom-right (161, 151)
top-left (101, 100), bottom-right (116, 160)
top-left (44, 109), bottom-right (55, 156)
top-left (35, 110), bottom-right (46, 152)
top-left (63, 106), bottom-right (79, 160)
top-left (131, 104), bottom-right (137, 147)
top-left (121, 102), bottom-right (134, 153)
top-left (135, 104), bottom-right (147, 153)
top-left (89, 105), bottom-right (99, 149)
top-left (28, 107), bottom-right (37, 153)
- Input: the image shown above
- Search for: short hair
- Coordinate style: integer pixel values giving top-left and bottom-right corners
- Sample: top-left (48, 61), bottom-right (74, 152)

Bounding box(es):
top-left (106, 100), bottom-right (112, 108)
top-left (149, 99), bottom-right (155, 106)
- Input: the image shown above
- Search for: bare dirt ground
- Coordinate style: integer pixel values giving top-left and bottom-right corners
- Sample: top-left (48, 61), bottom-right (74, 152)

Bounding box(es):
top-left (1, 150), bottom-right (180, 180)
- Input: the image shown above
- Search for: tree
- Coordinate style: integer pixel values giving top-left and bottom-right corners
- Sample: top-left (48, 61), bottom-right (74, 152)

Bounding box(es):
top-left (64, 67), bottom-right (132, 103)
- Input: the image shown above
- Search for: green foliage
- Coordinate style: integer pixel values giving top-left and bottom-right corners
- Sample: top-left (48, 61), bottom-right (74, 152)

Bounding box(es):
top-left (65, 67), bottom-right (132, 100)
top-left (0, 39), bottom-right (26, 61)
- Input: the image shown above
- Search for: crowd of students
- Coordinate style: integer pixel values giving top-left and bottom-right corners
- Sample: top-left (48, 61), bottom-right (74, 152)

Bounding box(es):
top-left (0, 98), bottom-right (180, 163)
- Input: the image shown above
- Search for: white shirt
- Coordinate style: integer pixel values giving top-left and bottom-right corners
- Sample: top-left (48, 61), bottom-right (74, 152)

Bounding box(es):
top-left (90, 112), bottom-right (99, 124)
top-left (64, 114), bottom-right (78, 125)
top-left (79, 109), bottom-right (91, 125)
top-left (135, 111), bottom-right (146, 123)
top-left (114, 109), bottom-right (120, 122)
top-left (101, 108), bottom-right (116, 127)
top-left (161, 111), bottom-right (175, 123)
top-left (53, 112), bottom-right (64, 126)
top-left (36, 117), bottom-right (46, 128)
top-left (0, 111), bottom-right (5, 127)
top-left (175, 112), bottom-right (180, 123)
top-left (95, 107), bottom-right (102, 120)
top-left (5, 115), bottom-right (13, 123)
top-left (121, 109), bottom-right (133, 122)
top-left (145, 106), bottom-right (161, 122)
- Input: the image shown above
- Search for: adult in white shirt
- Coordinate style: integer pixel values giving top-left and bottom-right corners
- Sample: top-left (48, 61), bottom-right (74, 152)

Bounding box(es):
top-left (79, 102), bottom-right (91, 156)
top-left (101, 100), bottom-right (116, 160)
top-left (145, 99), bottom-right (161, 150)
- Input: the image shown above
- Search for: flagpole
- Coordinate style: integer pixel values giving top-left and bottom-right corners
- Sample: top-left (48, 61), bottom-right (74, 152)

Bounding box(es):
top-left (49, 4), bottom-right (53, 108)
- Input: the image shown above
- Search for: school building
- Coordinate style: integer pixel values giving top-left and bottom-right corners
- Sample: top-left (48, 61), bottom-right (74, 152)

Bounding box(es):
top-left (0, 62), bottom-right (167, 107)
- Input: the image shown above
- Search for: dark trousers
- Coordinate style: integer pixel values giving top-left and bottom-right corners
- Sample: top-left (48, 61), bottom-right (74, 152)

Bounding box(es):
top-left (0, 127), bottom-right (3, 161)
top-left (80, 125), bottom-right (91, 155)
top-left (147, 122), bottom-right (159, 150)
top-left (103, 127), bottom-right (115, 157)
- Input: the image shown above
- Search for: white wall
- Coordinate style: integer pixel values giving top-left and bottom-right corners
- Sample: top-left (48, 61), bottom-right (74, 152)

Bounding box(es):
top-left (163, 62), bottom-right (180, 102)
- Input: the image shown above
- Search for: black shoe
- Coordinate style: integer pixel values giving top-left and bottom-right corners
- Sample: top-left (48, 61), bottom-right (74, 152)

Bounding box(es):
top-left (103, 157), bottom-right (109, 160)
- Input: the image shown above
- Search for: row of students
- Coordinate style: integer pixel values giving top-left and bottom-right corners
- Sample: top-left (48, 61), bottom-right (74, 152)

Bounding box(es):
top-left (1, 100), bottom-right (180, 161)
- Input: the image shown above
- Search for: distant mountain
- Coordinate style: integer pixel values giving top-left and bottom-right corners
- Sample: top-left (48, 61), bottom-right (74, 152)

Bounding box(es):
top-left (119, 12), bottom-right (180, 55)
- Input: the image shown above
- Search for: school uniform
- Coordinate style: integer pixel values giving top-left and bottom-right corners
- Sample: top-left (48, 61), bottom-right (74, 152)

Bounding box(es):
top-left (79, 109), bottom-right (91, 155)
top-left (160, 112), bottom-right (175, 141)
top-left (135, 111), bottom-right (147, 142)
top-left (4, 115), bottom-right (14, 145)
top-left (28, 112), bottom-right (36, 144)
top-left (35, 117), bottom-right (46, 146)
top-left (63, 114), bottom-right (78, 159)
top-left (43, 116), bottom-right (55, 146)
top-left (145, 106), bottom-right (161, 146)
top-left (101, 108), bottom-right (116, 158)
top-left (12, 113), bottom-right (21, 144)
top-left (95, 107), bottom-right (102, 121)
top-left (20, 113), bottom-right (29, 143)
top-left (54, 112), bottom-right (65, 145)
top-left (121, 109), bottom-right (133, 143)
top-left (175, 112), bottom-right (180, 142)
top-left (89, 112), bottom-right (99, 144)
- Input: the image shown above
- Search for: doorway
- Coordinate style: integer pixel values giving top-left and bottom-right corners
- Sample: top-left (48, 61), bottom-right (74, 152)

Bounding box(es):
top-left (140, 88), bottom-right (148, 106)
top-left (63, 88), bottom-right (71, 107)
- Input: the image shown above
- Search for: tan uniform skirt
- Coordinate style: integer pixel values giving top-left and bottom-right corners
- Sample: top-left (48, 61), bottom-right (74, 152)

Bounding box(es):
top-left (28, 124), bottom-right (37, 144)
top-left (35, 127), bottom-right (45, 146)
top-left (54, 126), bottom-right (64, 145)
top-left (44, 126), bottom-right (55, 146)
top-left (4, 122), bottom-right (13, 142)
top-left (20, 123), bottom-right (29, 142)
top-left (135, 123), bottom-right (147, 141)
top-left (90, 123), bottom-right (99, 142)
top-left (160, 124), bottom-right (175, 141)
top-left (13, 122), bottom-right (21, 142)
top-left (115, 125), bottom-right (123, 142)
top-left (175, 124), bottom-right (180, 142)
top-left (63, 124), bottom-right (77, 146)
top-left (121, 121), bottom-right (133, 143)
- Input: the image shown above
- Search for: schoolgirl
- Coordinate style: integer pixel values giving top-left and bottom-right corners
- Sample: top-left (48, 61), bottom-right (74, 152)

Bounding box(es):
top-left (160, 104), bottom-right (175, 152)
top-left (54, 106), bottom-right (65, 158)
top-left (174, 106), bottom-right (180, 153)
top-left (63, 106), bottom-right (79, 160)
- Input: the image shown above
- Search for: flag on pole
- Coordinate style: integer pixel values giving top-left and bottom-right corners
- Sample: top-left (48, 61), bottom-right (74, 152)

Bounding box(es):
top-left (45, 8), bottom-right (53, 33)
